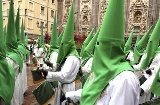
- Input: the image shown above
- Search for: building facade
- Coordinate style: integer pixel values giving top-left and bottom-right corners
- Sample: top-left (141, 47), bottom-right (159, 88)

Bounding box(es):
top-left (2, 0), bottom-right (58, 39)
top-left (57, 0), bottom-right (160, 39)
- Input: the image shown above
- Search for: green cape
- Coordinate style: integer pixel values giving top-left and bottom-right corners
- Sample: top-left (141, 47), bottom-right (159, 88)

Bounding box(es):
top-left (58, 29), bottom-right (64, 46)
top-left (80, 0), bottom-right (133, 104)
top-left (0, 1), bottom-right (15, 104)
top-left (56, 0), bottom-right (79, 67)
top-left (141, 19), bottom-right (160, 70)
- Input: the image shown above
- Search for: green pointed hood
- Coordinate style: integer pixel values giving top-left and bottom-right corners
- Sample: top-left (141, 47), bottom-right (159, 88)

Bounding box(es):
top-left (141, 19), bottom-right (160, 70)
top-left (135, 31), bottom-right (141, 44)
top-left (124, 28), bottom-right (134, 54)
top-left (6, 0), bottom-right (23, 72)
top-left (15, 7), bottom-right (20, 42)
top-left (49, 12), bottom-right (59, 54)
top-left (6, 0), bottom-right (18, 50)
top-left (20, 19), bottom-right (25, 44)
top-left (80, 0), bottom-right (133, 104)
top-left (0, 0), bottom-right (15, 104)
top-left (80, 27), bottom-right (95, 57)
top-left (155, 46), bottom-right (160, 56)
top-left (3, 26), bottom-right (7, 45)
top-left (58, 29), bottom-right (64, 46)
top-left (131, 26), bottom-right (153, 65)
top-left (40, 27), bottom-right (46, 53)
top-left (150, 68), bottom-right (160, 96)
top-left (56, 0), bottom-right (79, 67)
top-left (81, 28), bottom-right (100, 66)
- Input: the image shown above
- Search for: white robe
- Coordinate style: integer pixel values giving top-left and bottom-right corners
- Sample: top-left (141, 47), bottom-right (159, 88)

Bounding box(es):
top-left (46, 56), bottom-right (80, 105)
top-left (34, 47), bottom-right (45, 65)
top-left (139, 54), bottom-right (160, 104)
top-left (126, 51), bottom-right (134, 62)
top-left (6, 57), bottom-right (21, 105)
top-left (95, 71), bottom-right (140, 105)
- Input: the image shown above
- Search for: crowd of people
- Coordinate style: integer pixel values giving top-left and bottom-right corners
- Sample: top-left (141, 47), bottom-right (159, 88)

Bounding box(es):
top-left (1, 0), bottom-right (160, 105)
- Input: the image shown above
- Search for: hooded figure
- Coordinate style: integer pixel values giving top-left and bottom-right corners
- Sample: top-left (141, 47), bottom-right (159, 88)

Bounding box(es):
top-left (140, 19), bottom-right (160, 70)
top-left (131, 26), bottom-right (153, 65)
top-left (80, 27), bottom-right (95, 57)
top-left (124, 28), bottom-right (134, 54)
top-left (39, 1), bottom-right (80, 105)
top-left (44, 12), bottom-right (59, 70)
top-left (63, 29), bottom-right (101, 103)
top-left (6, 0), bottom-right (23, 72)
top-left (0, 0), bottom-right (15, 104)
top-left (80, 0), bottom-right (140, 105)
top-left (135, 31), bottom-right (141, 44)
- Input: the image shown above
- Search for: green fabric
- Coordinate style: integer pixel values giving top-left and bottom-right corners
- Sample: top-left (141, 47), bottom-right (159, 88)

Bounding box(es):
top-left (150, 68), bottom-right (160, 96)
top-left (3, 26), bottom-right (6, 42)
top-left (40, 27), bottom-right (46, 53)
top-left (80, 27), bottom-right (95, 57)
top-left (124, 28), bottom-right (134, 54)
top-left (56, 0), bottom-right (79, 66)
top-left (33, 81), bottom-right (55, 105)
top-left (131, 26), bottom-right (153, 65)
top-left (80, 0), bottom-right (133, 104)
top-left (135, 31), bottom-right (141, 44)
top-left (81, 29), bottom-right (100, 66)
top-left (141, 19), bottom-right (160, 70)
top-left (6, 0), bottom-right (23, 72)
top-left (49, 12), bottom-right (59, 54)
top-left (0, 1), bottom-right (15, 104)
top-left (17, 19), bottom-right (27, 61)
top-left (15, 7), bottom-right (20, 42)
top-left (58, 29), bottom-right (64, 46)
top-left (155, 46), bottom-right (160, 57)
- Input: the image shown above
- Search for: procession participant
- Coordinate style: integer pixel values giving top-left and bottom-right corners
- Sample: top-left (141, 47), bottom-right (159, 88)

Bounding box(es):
top-left (38, 1), bottom-right (80, 105)
top-left (43, 12), bottom-right (59, 71)
top-left (5, 1), bottom-right (23, 104)
top-left (34, 28), bottom-right (47, 65)
top-left (64, 28), bottom-right (100, 104)
top-left (80, 27), bottom-right (95, 57)
top-left (80, 0), bottom-right (140, 105)
top-left (131, 26), bottom-right (153, 65)
top-left (124, 28), bottom-right (134, 62)
top-left (139, 19), bottom-right (160, 104)
top-left (0, 0), bottom-right (15, 104)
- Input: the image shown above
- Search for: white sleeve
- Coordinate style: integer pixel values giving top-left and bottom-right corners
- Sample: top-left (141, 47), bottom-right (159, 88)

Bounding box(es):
top-left (65, 89), bottom-right (82, 103)
top-left (49, 52), bottom-right (58, 70)
top-left (46, 56), bottom-right (80, 83)
top-left (81, 58), bottom-right (93, 75)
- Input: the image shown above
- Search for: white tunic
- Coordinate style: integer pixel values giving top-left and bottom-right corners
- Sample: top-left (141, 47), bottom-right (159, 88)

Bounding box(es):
top-left (95, 71), bottom-right (140, 105)
top-left (139, 54), bottom-right (160, 104)
top-left (34, 47), bottom-right (45, 64)
top-left (46, 56), bottom-right (80, 105)
top-left (126, 51), bottom-right (134, 62)
top-left (6, 58), bottom-right (21, 105)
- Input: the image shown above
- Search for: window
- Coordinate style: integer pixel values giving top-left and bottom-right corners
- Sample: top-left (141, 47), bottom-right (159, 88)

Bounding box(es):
top-left (50, 24), bottom-right (53, 30)
top-left (3, 19), bottom-right (5, 26)
top-left (52, 0), bottom-right (54, 3)
top-left (29, 2), bottom-right (33, 11)
top-left (41, 6), bottom-right (45, 15)
top-left (18, 1), bottom-right (22, 6)
top-left (28, 18), bottom-right (33, 28)
top-left (41, 21), bottom-right (44, 27)
top-left (51, 10), bottom-right (54, 17)
top-left (3, 3), bottom-right (6, 9)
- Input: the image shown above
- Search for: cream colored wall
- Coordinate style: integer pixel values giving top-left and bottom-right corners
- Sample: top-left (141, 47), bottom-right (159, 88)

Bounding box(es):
top-left (2, 0), bottom-right (58, 38)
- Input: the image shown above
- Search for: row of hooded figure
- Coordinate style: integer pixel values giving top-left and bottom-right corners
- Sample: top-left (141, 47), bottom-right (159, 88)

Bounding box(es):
top-left (29, 0), bottom-right (160, 105)
top-left (0, 0), bottom-right (30, 105)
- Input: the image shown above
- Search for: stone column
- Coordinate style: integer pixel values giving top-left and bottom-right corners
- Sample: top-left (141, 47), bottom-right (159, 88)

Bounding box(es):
top-left (91, 0), bottom-right (99, 31)
top-left (57, 0), bottom-right (64, 27)
top-left (124, 0), bottom-right (130, 35)
top-left (74, 0), bottom-right (80, 34)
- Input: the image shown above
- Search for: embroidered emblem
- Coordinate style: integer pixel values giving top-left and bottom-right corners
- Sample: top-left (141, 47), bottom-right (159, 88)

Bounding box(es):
top-left (87, 72), bottom-right (95, 88)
